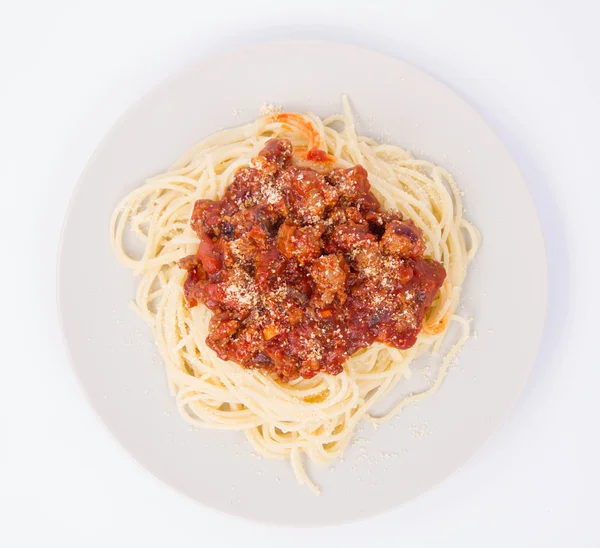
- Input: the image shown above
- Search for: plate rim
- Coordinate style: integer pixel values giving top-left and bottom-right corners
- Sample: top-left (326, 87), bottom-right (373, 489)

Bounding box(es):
top-left (56, 38), bottom-right (548, 526)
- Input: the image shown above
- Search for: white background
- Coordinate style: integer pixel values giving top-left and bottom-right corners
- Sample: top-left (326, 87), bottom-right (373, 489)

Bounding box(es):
top-left (1, 1), bottom-right (598, 546)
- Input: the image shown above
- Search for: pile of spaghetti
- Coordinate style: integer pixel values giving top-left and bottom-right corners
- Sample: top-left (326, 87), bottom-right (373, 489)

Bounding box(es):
top-left (110, 98), bottom-right (479, 493)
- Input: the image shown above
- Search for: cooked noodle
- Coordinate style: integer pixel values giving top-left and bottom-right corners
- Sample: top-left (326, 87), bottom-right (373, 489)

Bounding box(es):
top-left (110, 97), bottom-right (480, 494)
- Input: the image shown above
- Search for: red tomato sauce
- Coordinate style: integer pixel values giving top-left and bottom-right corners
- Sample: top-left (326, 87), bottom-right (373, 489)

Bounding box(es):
top-left (179, 139), bottom-right (445, 381)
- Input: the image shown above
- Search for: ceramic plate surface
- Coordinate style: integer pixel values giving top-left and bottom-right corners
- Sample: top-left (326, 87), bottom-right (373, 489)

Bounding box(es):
top-left (58, 40), bottom-right (546, 525)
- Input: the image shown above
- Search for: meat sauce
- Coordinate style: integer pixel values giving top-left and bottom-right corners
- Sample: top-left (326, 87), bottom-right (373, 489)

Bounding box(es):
top-left (179, 139), bottom-right (446, 381)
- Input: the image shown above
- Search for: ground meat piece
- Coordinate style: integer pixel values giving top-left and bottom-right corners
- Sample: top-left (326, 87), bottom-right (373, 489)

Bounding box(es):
top-left (326, 165), bottom-right (370, 202)
top-left (277, 221), bottom-right (324, 265)
top-left (225, 167), bottom-right (265, 207)
top-left (258, 138), bottom-right (293, 168)
top-left (309, 254), bottom-right (349, 307)
top-left (381, 220), bottom-right (424, 258)
top-left (178, 254), bottom-right (200, 271)
top-left (254, 246), bottom-right (286, 289)
top-left (282, 168), bottom-right (339, 223)
top-left (326, 221), bottom-right (376, 253)
top-left (208, 314), bottom-right (241, 341)
top-left (189, 199), bottom-right (223, 237)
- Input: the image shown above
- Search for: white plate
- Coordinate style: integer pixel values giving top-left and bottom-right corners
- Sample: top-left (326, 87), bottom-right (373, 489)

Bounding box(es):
top-left (58, 40), bottom-right (546, 525)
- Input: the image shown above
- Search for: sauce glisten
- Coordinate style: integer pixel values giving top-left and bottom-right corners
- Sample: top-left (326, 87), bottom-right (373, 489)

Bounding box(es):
top-left (179, 139), bottom-right (446, 381)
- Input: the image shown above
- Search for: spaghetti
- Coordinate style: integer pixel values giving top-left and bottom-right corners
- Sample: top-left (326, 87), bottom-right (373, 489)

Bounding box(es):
top-left (110, 97), bottom-right (480, 494)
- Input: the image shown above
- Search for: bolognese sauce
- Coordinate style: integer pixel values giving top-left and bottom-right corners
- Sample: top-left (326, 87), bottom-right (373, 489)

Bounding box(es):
top-left (179, 139), bottom-right (446, 381)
